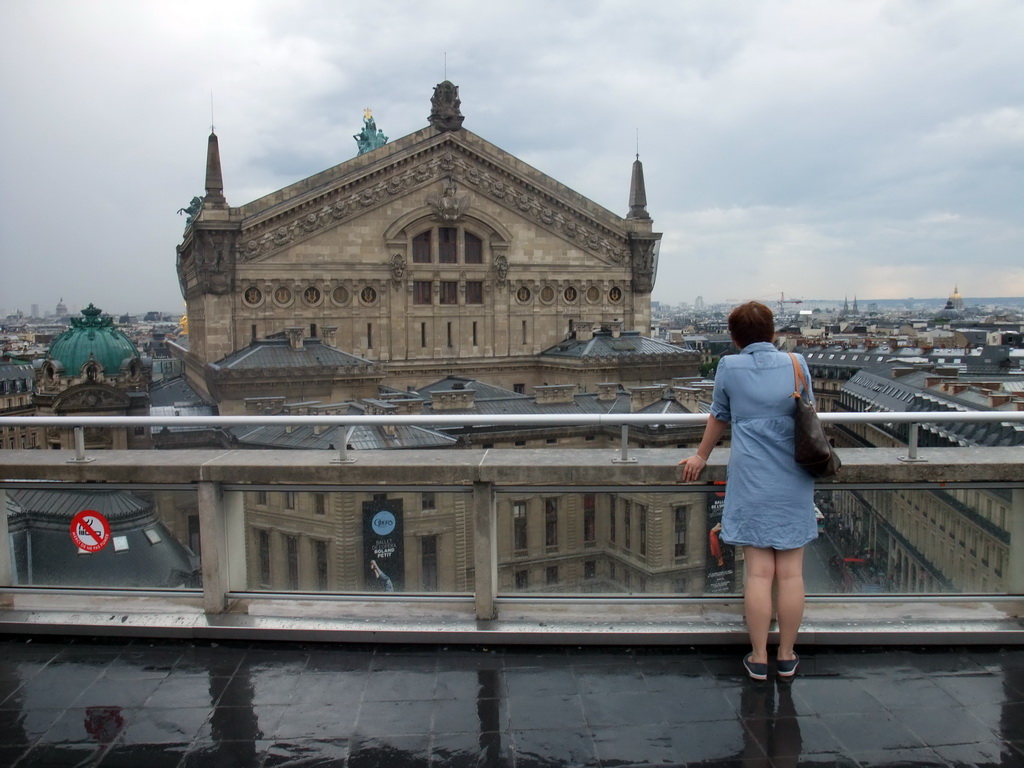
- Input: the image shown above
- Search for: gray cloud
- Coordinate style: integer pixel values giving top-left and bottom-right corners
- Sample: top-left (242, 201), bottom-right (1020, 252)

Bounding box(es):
top-left (1, 0), bottom-right (1021, 318)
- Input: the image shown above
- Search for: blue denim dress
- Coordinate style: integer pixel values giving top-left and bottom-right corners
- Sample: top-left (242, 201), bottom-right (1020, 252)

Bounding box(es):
top-left (711, 342), bottom-right (818, 550)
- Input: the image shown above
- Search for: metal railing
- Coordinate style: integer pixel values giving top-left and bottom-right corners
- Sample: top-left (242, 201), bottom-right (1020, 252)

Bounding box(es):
top-left (3, 410), bottom-right (1022, 464)
top-left (1, 412), bottom-right (1023, 644)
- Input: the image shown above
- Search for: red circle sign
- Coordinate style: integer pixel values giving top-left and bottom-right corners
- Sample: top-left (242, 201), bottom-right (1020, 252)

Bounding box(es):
top-left (70, 510), bottom-right (111, 553)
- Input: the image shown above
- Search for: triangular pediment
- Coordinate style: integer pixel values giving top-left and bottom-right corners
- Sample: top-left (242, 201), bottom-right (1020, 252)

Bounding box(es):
top-left (235, 129), bottom-right (634, 267)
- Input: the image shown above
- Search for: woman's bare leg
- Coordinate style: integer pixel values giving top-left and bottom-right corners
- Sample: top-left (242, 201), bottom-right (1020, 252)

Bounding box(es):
top-left (742, 546), bottom-right (776, 664)
top-left (774, 546), bottom-right (806, 661)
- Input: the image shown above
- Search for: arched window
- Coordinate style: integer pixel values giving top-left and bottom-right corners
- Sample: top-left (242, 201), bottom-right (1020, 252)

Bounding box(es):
top-left (409, 225), bottom-right (487, 264)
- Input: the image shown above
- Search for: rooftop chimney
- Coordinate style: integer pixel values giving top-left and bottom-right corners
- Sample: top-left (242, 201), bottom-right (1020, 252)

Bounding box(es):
top-left (596, 382), bottom-right (620, 402)
top-left (533, 384), bottom-right (577, 404)
top-left (285, 327), bottom-right (304, 350)
top-left (430, 388), bottom-right (476, 411)
top-left (629, 384), bottom-right (666, 412)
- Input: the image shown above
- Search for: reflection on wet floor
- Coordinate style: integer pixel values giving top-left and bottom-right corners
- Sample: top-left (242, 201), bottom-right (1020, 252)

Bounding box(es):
top-left (1, 637), bottom-right (1023, 766)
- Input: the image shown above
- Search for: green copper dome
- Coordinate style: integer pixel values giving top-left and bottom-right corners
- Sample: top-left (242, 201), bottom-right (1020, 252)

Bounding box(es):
top-left (47, 304), bottom-right (140, 374)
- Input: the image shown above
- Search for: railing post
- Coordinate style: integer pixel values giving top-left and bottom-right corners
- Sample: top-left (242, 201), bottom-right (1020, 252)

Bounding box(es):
top-left (66, 426), bottom-right (95, 464)
top-left (331, 426), bottom-right (357, 464)
top-left (473, 481), bottom-right (497, 620)
top-left (198, 482), bottom-right (246, 614)
top-left (899, 423), bottom-right (927, 463)
top-left (611, 424), bottom-right (637, 464)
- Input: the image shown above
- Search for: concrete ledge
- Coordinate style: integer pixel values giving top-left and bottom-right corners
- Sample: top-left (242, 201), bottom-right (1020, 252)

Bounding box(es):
top-left (2, 592), bottom-right (1022, 646)
top-left (1, 446), bottom-right (1022, 485)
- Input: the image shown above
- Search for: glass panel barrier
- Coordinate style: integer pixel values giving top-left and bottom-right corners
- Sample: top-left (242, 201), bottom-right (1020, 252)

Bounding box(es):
top-left (236, 488), bottom-right (473, 594)
top-left (495, 486), bottom-right (1018, 597)
top-left (4, 485), bottom-right (200, 589)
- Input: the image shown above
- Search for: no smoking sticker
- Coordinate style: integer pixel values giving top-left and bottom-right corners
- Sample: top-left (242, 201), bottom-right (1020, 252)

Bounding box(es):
top-left (70, 510), bottom-right (111, 553)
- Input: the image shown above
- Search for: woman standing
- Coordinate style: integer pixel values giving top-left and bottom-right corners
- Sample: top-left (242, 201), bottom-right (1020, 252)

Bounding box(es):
top-left (679, 301), bottom-right (817, 680)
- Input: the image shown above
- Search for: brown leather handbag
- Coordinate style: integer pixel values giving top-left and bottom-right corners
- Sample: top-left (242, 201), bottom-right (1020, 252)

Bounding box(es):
top-left (789, 353), bottom-right (841, 478)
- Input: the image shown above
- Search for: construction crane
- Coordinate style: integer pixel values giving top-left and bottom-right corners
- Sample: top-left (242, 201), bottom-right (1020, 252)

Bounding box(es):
top-left (777, 292), bottom-right (803, 314)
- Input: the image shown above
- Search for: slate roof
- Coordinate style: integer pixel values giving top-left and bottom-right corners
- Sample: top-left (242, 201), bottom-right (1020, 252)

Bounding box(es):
top-left (212, 337), bottom-right (374, 371)
top-left (540, 331), bottom-right (699, 360)
top-left (228, 402), bottom-right (457, 450)
top-left (413, 378), bottom-right (701, 424)
top-left (6, 489), bottom-right (199, 588)
top-left (844, 370), bottom-right (1024, 447)
top-left (416, 377), bottom-right (529, 401)
top-left (800, 344), bottom-right (1024, 377)
top-left (149, 375), bottom-right (217, 432)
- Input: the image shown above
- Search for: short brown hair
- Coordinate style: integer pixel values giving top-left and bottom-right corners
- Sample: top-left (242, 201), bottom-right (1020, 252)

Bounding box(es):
top-left (728, 301), bottom-right (775, 348)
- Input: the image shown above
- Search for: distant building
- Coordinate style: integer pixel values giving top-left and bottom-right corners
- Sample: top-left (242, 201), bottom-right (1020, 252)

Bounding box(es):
top-left (33, 304), bottom-right (152, 450)
top-left (802, 345), bottom-right (1022, 594)
top-left (172, 81), bottom-right (695, 411)
top-left (0, 362), bottom-right (36, 449)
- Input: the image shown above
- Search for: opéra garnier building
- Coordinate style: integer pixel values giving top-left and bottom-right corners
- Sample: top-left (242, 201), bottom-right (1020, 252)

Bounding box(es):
top-left (174, 82), bottom-right (668, 412)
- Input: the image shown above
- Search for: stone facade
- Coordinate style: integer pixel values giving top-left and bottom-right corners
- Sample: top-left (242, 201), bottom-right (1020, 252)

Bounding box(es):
top-left (175, 83), bottom-right (664, 403)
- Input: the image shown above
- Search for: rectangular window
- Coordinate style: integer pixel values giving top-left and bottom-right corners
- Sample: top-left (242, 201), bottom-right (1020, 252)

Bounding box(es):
top-left (286, 535), bottom-right (299, 590)
top-left (472, 321), bottom-right (478, 346)
top-left (314, 493), bottom-right (326, 516)
top-left (584, 560), bottom-right (596, 579)
top-left (639, 505), bottom-right (647, 557)
top-left (412, 231), bottom-right (431, 263)
top-left (464, 232), bottom-right (483, 263)
top-left (413, 281), bottom-right (432, 305)
top-left (257, 530), bottom-right (271, 586)
top-left (285, 491), bottom-right (296, 510)
top-left (421, 535), bottom-right (438, 591)
top-left (465, 281), bottom-right (483, 304)
top-left (624, 500), bottom-right (632, 550)
top-left (439, 227), bottom-right (458, 263)
top-left (440, 281), bottom-right (459, 305)
top-left (513, 383), bottom-right (525, 394)
top-left (674, 506), bottom-right (688, 558)
top-left (367, 323), bottom-right (373, 349)
top-left (188, 514), bottom-right (200, 558)
top-left (515, 570), bottom-right (528, 590)
top-left (421, 322), bottom-right (427, 348)
top-left (584, 493), bottom-right (596, 544)
top-left (421, 492), bottom-right (436, 511)
top-left (609, 497), bottom-right (617, 543)
top-left (546, 566), bottom-right (558, 586)
top-left (522, 320), bottom-right (527, 345)
top-left (447, 322), bottom-right (453, 348)
top-left (513, 501), bottom-right (528, 551)
top-left (315, 540), bottom-right (329, 590)
top-left (545, 498), bottom-right (558, 547)
top-left (256, 490), bottom-right (267, 505)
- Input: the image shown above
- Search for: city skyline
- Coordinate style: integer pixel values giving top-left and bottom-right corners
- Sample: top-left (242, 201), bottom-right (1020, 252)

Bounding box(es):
top-left (1, 1), bottom-right (1022, 315)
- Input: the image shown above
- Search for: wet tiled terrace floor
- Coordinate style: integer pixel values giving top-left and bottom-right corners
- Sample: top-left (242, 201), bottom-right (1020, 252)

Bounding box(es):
top-left (1, 636), bottom-right (1024, 767)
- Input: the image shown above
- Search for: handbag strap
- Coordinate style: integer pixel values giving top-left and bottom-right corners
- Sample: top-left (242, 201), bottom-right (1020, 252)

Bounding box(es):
top-left (789, 353), bottom-right (807, 399)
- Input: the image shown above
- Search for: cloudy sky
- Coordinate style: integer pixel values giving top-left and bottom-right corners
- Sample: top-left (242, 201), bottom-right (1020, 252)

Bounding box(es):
top-left (1, 0), bottom-right (1022, 317)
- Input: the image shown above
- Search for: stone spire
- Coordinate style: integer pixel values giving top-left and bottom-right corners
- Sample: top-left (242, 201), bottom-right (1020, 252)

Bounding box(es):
top-left (204, 131), bottom-right (227, 208)
top-left (627, 154), bottom-right (650, 220)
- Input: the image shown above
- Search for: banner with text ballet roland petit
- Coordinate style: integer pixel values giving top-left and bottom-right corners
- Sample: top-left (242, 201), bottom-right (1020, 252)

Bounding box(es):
top-left (363, 498), bottom-right (405, 592)
top-left (704, 493), bottom-right (736, 594)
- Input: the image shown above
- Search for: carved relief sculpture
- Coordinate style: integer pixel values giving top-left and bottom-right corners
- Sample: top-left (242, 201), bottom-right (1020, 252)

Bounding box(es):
top-left (427, 177), bottom-right (471, 221)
